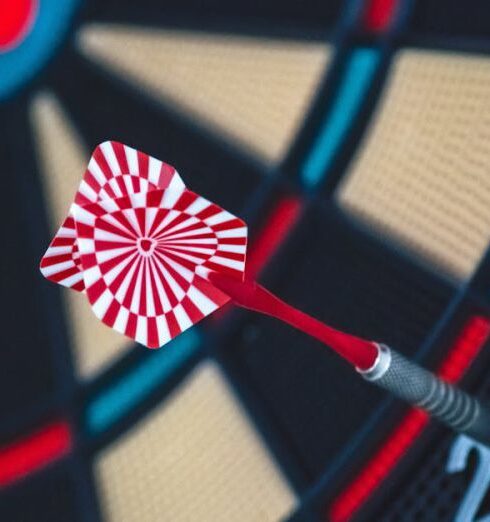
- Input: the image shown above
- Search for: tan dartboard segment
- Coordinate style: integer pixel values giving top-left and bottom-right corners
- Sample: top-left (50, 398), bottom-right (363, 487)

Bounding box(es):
top-left (96, 362), bottom-right (296, 522)
top-left (338, 49), bottom-right (490, 281)
top-left (78, 26), bottom-right (330, 164)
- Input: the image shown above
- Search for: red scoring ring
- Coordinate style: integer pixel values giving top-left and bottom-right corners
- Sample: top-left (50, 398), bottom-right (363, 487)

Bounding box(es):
top-left (0, 0), bottom-right (38, 52)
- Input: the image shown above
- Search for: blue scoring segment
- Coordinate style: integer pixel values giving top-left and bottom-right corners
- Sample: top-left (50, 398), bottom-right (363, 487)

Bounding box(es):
top-left (87, 330), bottom-right (201, 434)
top-left (302, 48), bottom-right (380, 188)
top-left (0, 0), bottom-right (80, 100)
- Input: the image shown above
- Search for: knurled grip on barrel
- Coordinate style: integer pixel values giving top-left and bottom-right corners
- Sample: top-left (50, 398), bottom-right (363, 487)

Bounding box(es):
top-left (359, 345), bottom-right (490, 445)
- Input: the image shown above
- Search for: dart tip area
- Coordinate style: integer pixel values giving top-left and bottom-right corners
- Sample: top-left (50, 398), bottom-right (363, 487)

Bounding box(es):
top-left (207, 271), bottom-right (378, 371)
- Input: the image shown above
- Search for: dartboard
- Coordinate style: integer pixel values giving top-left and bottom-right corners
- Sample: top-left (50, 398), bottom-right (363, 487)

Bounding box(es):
top-left (2, 1), bottom-right (490, 521)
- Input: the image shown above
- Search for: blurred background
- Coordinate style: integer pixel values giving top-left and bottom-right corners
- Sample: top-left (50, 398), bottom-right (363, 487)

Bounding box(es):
top-left (2, 0), bottom-right (490, 520)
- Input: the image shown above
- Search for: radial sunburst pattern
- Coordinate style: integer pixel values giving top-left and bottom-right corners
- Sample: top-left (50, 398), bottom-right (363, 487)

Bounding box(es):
top-left (74, 187), bottom-right (247, 347)
top-left (40, 141), bottom-right (184, 291)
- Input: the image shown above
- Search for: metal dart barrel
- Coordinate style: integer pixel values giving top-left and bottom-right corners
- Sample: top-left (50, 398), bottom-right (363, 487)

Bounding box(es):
top-left (359, 344), bottom-right (490, 445)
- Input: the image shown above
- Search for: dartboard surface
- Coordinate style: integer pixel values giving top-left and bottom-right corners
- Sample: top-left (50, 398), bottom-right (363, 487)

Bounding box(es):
top-left (2, 1), bottom-right (490, 521)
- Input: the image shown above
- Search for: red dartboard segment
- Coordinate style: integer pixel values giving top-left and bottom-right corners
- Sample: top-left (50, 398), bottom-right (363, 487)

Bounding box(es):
top-left (73, 188), bottom-right (247, 348)
top-left (40, 142), bottom-right (184, 292)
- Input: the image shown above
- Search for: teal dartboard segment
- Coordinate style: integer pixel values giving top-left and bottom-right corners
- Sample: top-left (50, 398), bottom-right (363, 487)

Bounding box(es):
top-left (87, 330), bottom-right (201, 433)
top-left (302, 48), bottom-right (380, 187)
top-left (0, 0), bottom-right (80, 100)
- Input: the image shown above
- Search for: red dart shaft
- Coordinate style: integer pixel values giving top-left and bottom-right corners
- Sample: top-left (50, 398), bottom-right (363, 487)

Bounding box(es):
top-left (208, 273), bottom-right (490, 447)
top-left (208, 272), bottom-right (378, 370)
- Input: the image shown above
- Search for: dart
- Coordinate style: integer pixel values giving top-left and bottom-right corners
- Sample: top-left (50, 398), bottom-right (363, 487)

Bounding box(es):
top-left (206, 271), bottom-right (490, 446)
top-left (40, 142), bottom-right (490, 447)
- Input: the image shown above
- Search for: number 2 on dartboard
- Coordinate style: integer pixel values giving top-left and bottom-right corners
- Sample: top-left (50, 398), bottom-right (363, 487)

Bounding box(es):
top-left (446, 435), bottom-right (490, 522)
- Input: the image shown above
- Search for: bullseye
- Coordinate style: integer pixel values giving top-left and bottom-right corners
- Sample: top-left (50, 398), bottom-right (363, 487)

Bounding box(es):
top-left (0, 0), bottom-right (37, 52)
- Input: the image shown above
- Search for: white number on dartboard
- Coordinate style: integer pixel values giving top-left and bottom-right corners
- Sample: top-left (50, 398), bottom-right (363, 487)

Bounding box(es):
top-left (446, 435), bottom-right (490, 522)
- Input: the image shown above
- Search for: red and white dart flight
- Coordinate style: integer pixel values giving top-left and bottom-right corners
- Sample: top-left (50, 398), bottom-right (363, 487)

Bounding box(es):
top-left (40, 141), bottom-right (184, 292)
top-left (40, 142), bottom-right (247, 348)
